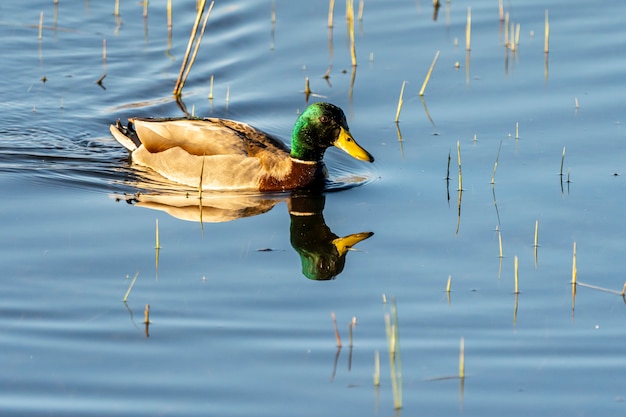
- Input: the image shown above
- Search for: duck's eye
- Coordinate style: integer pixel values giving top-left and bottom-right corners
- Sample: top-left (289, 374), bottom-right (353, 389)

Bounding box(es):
top-left (319, 115), bottom-right (330, 124)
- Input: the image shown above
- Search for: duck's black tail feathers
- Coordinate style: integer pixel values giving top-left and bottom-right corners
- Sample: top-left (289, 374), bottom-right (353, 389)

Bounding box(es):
top-left (110, 119), bottom-right (141, 152)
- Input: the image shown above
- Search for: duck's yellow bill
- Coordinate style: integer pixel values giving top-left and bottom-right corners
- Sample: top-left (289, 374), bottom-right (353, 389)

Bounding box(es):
top-left (334, 127), bottom-right (375, 162)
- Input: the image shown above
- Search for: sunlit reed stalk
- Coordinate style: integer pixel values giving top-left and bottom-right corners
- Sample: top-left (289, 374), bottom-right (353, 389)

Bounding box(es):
top-left (459, 337), bottom-right (465, 378)
top-left (515, 23), bottom-right (521, 50)
top-left (571, 242), bottom-right (577, 286)
top-left (167, 0), bottom-right (172, 31)
top-left (534, 220), bottom-right (539, 247)
top-left (498, 0), bottom-right (504, 21)
top-left (357, 0), bottom-right (364, 21)
top-left (225, 85), bottom-right (230, 107)
top-left (144, 304), bottom-right (151, 324)
top-left (173, 0), bottom-right (214, 97)
top-left (515, 122), bottom-right (519, 139)
top-left (514, 255), bottom-right (519, 293)
top-left (331, 312), bottom-right (342, 347)
top-left (143, 0), bottom-right (148, 18)
top-left (504, 12), bottom-right (509, 48)
top-left (208, 74), bottom-right (214, 100)
top-left (271, 0), bottom-right (276, 24)
top-left (543, 9), bottom-right (550, 54)
top-left (496, 225), bottom-right (503, 258)
top-left (348, 316), bottom-right (356, 347)
top-left (419, 50), bottom-right (440, 96)
top-left (328, 0), bottom-right (335, 27)
top-left (347, 0), bottom-right (357, 66)
top-left (560, 146), bottom-right (566, 177)
top-left (122, 272), bottom-right (140, 302)
top-left (114, 0), bottom-right (120, 17)
top-left (465, 7), bottom-right (471, 51)
top-left (304, 76), bottom-right (311, 98)
top-left (198, 156), bottom-right (205, 198)
top-left (38, 11), bottom-right (43, 40)
top-left (457, 141), bottom-right (463, 191)
top-left (385, 305), bottom-right (402, 410)
top-left (154, 218), bottom-right (161, 249)
top-left (575, 97), bottom-right (579, 109)
top-left (446, 275), bottom-right (451, 292)
top-left (509, 21), bottom-right (515, 51)
top-left (394, 81), bottom-right (406, 122)
top-left (491, 140), bottom-right (502, 184)
top-left (373, 350), bottom-right (380, 386)
top-left (382, 293), bottom-right (387, 304)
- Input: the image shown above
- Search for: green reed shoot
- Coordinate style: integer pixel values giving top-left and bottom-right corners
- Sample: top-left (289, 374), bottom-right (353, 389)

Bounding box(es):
top-left (491, 140), bottom-right (502, 184)
top-left (419, 50), bottom-right (440, 96)
top-left (122, 272), bottom-right (140, 302)
top-left (457, 141), bottom-right (463, 191)
top-left (394, 81), bottom-right (406, 122)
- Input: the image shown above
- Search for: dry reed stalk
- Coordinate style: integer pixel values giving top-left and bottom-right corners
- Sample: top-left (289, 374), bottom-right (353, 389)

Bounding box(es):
top-left (543, 9), bottom-right (550, 54)
top-left (331, 312), bottom-right (342, 347)
top-left (457, 141), bottom-right (463, 191)
top-left (328, 0), bottom-right (335, 27)
top-left (38, 11), bottom-right (43, 40)
top-left (304, 76), bottom-right (311, 99)
top-left (491, 140), bottom-right (502, 184)
top-left (114, 0), bottom-right (120, 17)
top-left (173, 0), bottom-right (214, 97)
top-left (122, 272), bottom-right (140, 302)
top-left (373, 350), bottom-right (380, 386)
top-left (357, 0), bottom-right (364, 21)
top-left (394, 81), bottom-right (406, 122)
top-left (208, 74), bottom-right (214, 100)
top-left (465, 7), bottom-right (471, 51)
top-left (144, 304), bottom-right (150, 324)
top-left (514, 255), bottom-right (519, 293)
top-left (459, 337), bottom-right (465, 378)
top-left (348, 316), bottom-right (356, 347)
top-left (560, 146), bottom-right (566, 177)
top-left (571, 242), bottom-right (577, 285)
top-left (504, 12), bottom-right (509, 47)
top-left (498, 0), bottom-right (504, 21)
top-left (446, 275), bottom-right (452, 292)
top-left (347, 0), bottom-right (356, 66)
top-left (497, 226), bottom-right (503, 258)
top-left (143, 0), bottom-right (148, 18)
top-left (419, 50), bottom-right (440, 96)
top-left (534, 220), bottom-right (539, 247)
top-left (515, 122), bottom-right (519, 139)
top-left (167, 0), bottom-right (172, 31)
top-left (574, 97), bottom-right (579, 109)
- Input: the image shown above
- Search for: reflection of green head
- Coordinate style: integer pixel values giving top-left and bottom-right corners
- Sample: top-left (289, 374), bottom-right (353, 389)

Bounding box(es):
top-left (295, 245), bottom-right (347, 281)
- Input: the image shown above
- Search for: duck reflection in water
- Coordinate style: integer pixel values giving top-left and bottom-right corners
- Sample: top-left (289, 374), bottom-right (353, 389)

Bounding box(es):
top-left (116, 188), bottom-right (373, 280)
top-left (288, 192), bottom-right (372, 280)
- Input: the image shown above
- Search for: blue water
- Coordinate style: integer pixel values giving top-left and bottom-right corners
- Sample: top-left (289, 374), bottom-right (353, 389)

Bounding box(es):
top-left (2, 0), bottom-right (626, 415)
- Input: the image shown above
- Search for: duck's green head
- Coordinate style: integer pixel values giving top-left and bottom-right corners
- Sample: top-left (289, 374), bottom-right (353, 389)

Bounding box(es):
top-left (290, 102), bottom-right (375, 163)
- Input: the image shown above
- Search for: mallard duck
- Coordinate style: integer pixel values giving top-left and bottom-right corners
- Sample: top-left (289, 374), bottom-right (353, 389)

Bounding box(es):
top-left (110, 102), bottom-right (374, 191)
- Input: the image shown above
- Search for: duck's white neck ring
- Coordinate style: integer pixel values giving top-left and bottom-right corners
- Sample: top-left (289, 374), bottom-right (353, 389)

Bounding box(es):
top-left (290, 157), bottom-right (319, 165)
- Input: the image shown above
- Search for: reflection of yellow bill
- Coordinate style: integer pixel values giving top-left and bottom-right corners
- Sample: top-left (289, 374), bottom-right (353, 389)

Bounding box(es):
top-left (332, 232), bottom-right (374, 256)
top-left (334, 127), bottom-right (375, 162)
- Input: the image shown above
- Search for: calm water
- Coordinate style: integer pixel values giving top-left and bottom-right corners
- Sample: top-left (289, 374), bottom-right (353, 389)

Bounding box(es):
top-left (2, 0), bottom-right (626, 415)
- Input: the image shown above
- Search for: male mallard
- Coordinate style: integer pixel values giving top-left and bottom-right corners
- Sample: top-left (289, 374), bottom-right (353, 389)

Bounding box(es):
top-left (110, 102), bottom-right (374, 191)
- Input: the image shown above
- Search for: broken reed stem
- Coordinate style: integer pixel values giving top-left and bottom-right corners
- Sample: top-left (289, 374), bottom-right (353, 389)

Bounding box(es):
top-left (373, 350), bottom-right (380, 386)
top-left (144, 304), bottom-right (150, 324)
top-left (577, 282), bottom-right (625, 296)
top-left (155, 219), bottom-right (160, 249)
top-left (446, 275), bottom-right (452, 292)
top-left (347, 0), bottom-right (357, 66)
top-left (571, 242), bottom-right (577, 286)
top-left (328, 0), bottom-right (335, 28)
top-left (459, 337), bottom-right (465, 379)
top-left (394, 81), bottom-right (406, 122)
top-left (331, 312), bottom-right (342, 347)
top-left (457, 141), bottom-right (463, 191)
top-left (560, 146), bottom-right (566, 176)
top-left (491, 140), bottom-right (502, 184)
top-left (208, 74), bottom-right (214, 100)
top-left (173, 0), bottom-right (214, 97)
top-left (514, 255), bottom-right (519, 293)
top-left (465, 7), bottom-right (471, 51)
top-left (38, 11), bottom-right (43, 40)
top-left (122, 272), bottom-right (140, 302)
top-left (534, 220), bottom-right (539, 247)
top-left (419, 50), bottom-right (440, 96)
